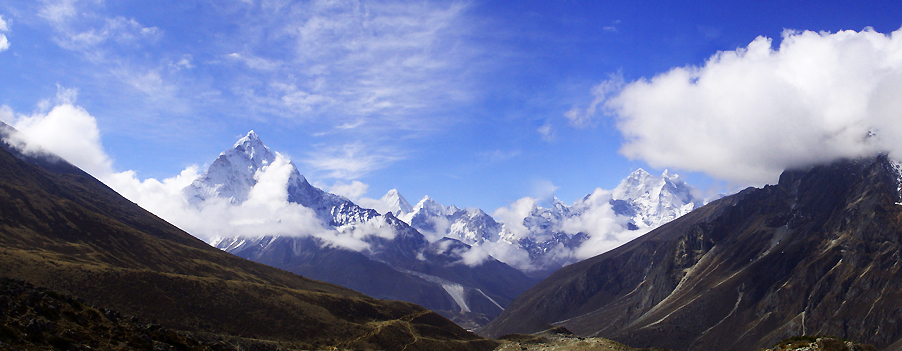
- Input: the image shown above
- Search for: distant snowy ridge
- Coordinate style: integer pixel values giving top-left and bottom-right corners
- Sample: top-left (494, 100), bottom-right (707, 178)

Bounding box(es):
top-left (389, 195), bottom-right (502, 245)
top-left (383, 168), bottom-right (709, 276)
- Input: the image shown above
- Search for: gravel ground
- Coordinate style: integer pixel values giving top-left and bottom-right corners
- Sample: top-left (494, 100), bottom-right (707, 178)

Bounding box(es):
top-left (493, 333), bottom-right (665, 351)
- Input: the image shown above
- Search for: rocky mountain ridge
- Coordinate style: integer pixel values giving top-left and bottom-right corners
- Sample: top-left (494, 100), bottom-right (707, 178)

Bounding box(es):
top-left (480, 155), bottom-right (902, 351)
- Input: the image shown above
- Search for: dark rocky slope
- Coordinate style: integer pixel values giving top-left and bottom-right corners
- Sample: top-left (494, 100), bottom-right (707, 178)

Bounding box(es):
top-left (222, 222), bottom-right (537, 327)
top-left (0, 125), bottom-right (496, 351)
top-left (0, 277), bottom-right (313, 350)
top-left (481, 155), bottom-right (902, 351)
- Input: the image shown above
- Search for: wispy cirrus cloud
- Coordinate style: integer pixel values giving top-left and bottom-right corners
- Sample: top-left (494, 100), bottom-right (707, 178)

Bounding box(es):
top-left (537, 122), bottom-right (554, 142)
top-left (226, 0), bottom-right (483, 131)
top-left (227, 52), bottom-right (281, 71)
top-left (304, 141), bottom-right (404, 179)
top-left (38, 0), bottom-right (161, 56)
top-left (603, 20), bottom-right (621, 33)
top-left (20, 0), bottom-right (492, 182)
top-left (32, 0), bottom-right (195, 122)
top-left (564, 72), bottom-right (624, 129)
top-left (479, 149), bottom-right (521, 163)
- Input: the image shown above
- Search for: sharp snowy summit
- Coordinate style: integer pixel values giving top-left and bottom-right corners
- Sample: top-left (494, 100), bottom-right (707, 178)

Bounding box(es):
top-left (183, 130), bottom-right (278, 204)
top-left (381, 189), bottom-right (413, 216)
top-left (183, 130), bottom-right (372, 226)
top-left (611, 168), bottom-right (704, 228)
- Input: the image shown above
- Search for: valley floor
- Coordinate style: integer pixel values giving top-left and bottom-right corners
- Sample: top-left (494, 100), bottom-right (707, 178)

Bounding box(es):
top-left (492, 330), bottom-right (672, 351)
top-left (491, 331), bottom-right (877, 351)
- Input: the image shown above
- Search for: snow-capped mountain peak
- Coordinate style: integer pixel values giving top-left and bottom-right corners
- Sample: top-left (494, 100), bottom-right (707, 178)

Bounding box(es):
top-left (661, 168), bottom-right (672, 178)
top-left (412, 195), bottom-right (459, 217)
top-left (385, 193), bottom-right (502, 246)
top-left (227, 130), bottom-right (276, 169)
top-left (446, 208), bottom-right (502, 245)
top-left (612, 168), bottom-right (653, 200)
top-left (550, 196), bottom-right (569, 212)
top-left (184, 130), bottom-right (377, 226)
top-left (235, 129), bottom-right (260, 145)
top-left (184, 130), bottom-right (278, 204)
top-left (612, 168), bottom-right (702, 228)
top-left (381, 189), bottom-right (413, 215)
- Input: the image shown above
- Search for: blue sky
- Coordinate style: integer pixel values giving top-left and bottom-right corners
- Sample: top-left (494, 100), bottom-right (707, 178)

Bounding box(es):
top-left (2, 0), bottom-right (902, 212)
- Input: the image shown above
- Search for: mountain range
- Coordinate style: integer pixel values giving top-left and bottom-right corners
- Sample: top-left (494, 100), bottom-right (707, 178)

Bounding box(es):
top-left (3, 122), bottom-right (899, 351)
top-left (481, 155), bottom-right (902, 351)
top-left (382, 168), bottom-right (707, 278)
top-left (184, 131), bottom-right (711, 329)
top-left (0, 122), bottom-right (496, 350)
top-left (190, 132), bottom-right (536, 329)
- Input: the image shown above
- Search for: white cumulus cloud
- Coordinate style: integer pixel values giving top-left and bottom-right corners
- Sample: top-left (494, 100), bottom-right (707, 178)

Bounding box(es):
top-left (0, 14), bottom-right (10, 52)
top-left (491, 197), bottom-right (537, 241)
top-left (562, 188), bottom-right (650, 259)
top-left (1, 94), bottom-right (113, 177)
top-left (602, 27), bottom-right (902, 185)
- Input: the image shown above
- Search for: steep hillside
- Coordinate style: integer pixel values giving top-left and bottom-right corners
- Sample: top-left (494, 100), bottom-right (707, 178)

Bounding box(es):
top-left (481, 155), bottom-right (902, 351)
top-left (0, 126), bottom-right (496, 351)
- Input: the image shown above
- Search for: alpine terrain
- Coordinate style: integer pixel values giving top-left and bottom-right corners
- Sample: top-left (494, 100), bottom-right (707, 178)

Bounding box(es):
top-left (481, 155), bottom-right (902, 351)
top-left (0, 122), bottom-right (497, 350)
top-left (195, 132), bottom-right (536, 329)
top-left (384, 169), bottom-right (706, 278)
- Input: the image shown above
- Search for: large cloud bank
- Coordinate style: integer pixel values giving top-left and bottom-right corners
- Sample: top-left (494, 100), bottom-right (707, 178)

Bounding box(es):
top-left (602, 27), bottom-right (902, 184)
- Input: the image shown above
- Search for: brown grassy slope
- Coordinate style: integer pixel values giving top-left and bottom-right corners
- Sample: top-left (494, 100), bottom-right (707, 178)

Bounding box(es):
top-left (0, 142), bottom-right (496, 351)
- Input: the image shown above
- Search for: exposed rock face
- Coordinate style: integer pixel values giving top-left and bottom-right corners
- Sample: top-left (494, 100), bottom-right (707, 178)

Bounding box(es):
top-left (217, 215), bottom-right (535, 323)
top-left (481, 155), bottom-right (902, 351)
